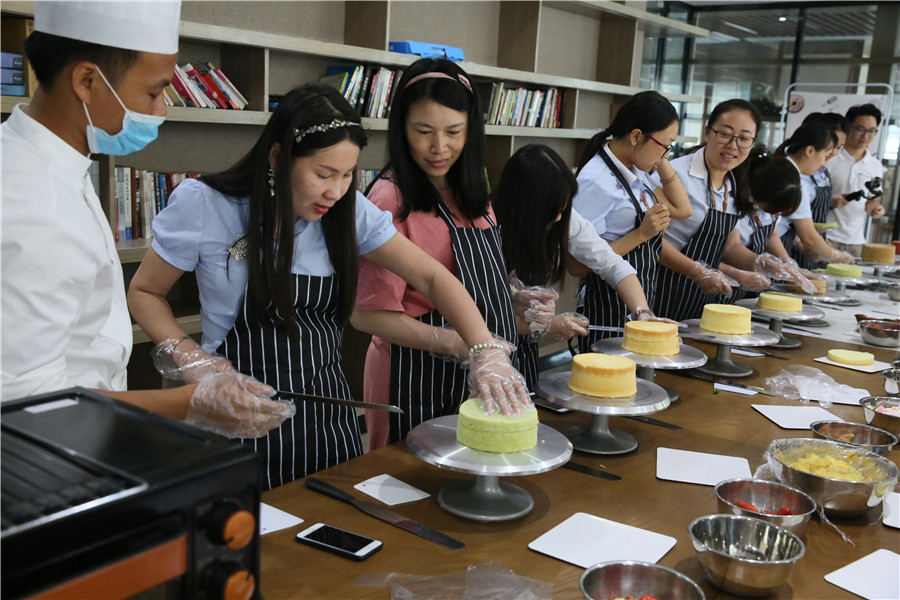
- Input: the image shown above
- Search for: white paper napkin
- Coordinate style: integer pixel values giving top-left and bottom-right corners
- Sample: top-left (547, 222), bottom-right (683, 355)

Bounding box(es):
top-left (354, 474), bottom-right (430, 505)
top-left (656, 447), bottom-right (752, 486)
top-left (751, 404), bottom-right (843, 429)
top-left (882, 492), bottom-right (900, 529)
top-left (259, 503), bottom-right (303, 535)
top-left (824, 549), bottom-right (900, 599)
top-left (814, 356), bottom-right (891, 374)
top-left (528, 512), bottom-right (676, 568)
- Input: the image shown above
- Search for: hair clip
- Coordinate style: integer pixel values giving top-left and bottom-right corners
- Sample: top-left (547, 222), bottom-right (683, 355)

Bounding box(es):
top-left (293, 119), bottom-right (362, 143)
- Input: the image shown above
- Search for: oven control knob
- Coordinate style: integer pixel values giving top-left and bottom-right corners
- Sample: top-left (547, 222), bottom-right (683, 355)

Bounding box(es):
top-left (207, 562), bottom-right (255, 600)
top-left (207, 502), bottom-right (256, 550)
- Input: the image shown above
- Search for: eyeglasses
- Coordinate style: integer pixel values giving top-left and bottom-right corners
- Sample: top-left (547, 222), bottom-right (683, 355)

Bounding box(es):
top-left (710, 128), bottom-right (755, 149)
top-left (851, 126), bottom-right (878, 136)
top-left (646, 134), bottom-right (672, 158)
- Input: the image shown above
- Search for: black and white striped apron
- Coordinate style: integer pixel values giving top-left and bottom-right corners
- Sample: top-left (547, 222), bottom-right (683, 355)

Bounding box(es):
top-left (784, 169), bottom-right (831, 270)
top-left (652, 171), bottom-right (740, 322)
top-left (387, 202), bottom-right (518, 442)
top-left (731, 213), bottom-right (777, 303)
top-left (516, 333), bottom-right (540, 391)
top-left (577, 146), bottom-right (662, 354)
top-left (220, 275), bottom-right (361, 490)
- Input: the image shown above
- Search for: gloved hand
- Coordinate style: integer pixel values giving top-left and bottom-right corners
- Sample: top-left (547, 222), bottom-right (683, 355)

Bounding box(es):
top-left (753, 252), bottom-right (791, 279)
top-left (638, 203), bottom-right (670, 240)
top-left (428, 326), bottom-right (470, 363)
top-left (468, 340), bottom-right (530, 416)
top-left (687, 261), bottom-right (733, 295)
top-left (799, 268), bottom-right (825, 281)
top-left (779, 260), bottom-right (818, 294)
top-left (152, 336), bottom-right (236, 383)
top-left (825, 247), bottom-right (856, 265)
top-left (732, 268), bottom-right (771, 291)
top-left (547, 312), bottom-right (589, 340)
top-left (509, 273), bottom-right (558, 337)
top-left (627, 305), bottom-right (681, 326)
top-left (186, 372), bottom-right (296, 439)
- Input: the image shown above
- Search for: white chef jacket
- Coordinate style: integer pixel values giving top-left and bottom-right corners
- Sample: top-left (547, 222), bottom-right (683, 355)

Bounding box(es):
top-left (568, 209), bottom-right (636, 286)
top-left (826, 148), bottom-right (885, 245)
top-left (1, 105), bottom-right (131, 401)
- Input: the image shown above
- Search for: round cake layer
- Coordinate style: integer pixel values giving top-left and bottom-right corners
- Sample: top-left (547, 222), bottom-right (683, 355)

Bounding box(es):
top-left (826, 263), bottom-right (862, 278)
top-left (827, 349), bottom-right (874, 366)
top-left (568, 353), bottom-right (637, 398)
top-left (622, 321), bottom-right (680, 356)
top-left (699, 304), bottom-right (751, 335)
top-left (757, 292), bottom-right (802, 313)
top-left (861, 243), bottom-right (896, 265)
top-left (787, 279), bottom-right (826, 295)
top-left (456, 398), bottom-right (538, 453)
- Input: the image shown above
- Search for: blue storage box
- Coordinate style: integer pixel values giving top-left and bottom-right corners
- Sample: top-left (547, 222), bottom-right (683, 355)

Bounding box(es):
top-left (389, 41), bottom-right (464, 62)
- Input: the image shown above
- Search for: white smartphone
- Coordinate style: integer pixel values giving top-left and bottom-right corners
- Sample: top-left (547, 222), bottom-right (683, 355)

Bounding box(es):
top-left (295, 523), bottom-right (382, 561)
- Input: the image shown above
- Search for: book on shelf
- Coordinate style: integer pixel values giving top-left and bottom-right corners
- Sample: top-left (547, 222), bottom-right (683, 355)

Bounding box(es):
top-left (206, 62), bottom-right (248, 108)
top-left (356, 168), bottom-right (379, 193)
top-left (483, 83), bottom-right (563, 129)
top-left (1, 83), bottom-right (25, 96)
top-left (183, 63), bottom-right (228, 110)
top-left (0, 51), bottom-right (22, 70)
top-left (1, 18), bottom-right (38, 95)
top-left (110, 170), bottom-right (199, 242)
top-left (1, 68), bottom-right (23, 85)
top-left (166, 63), bottom-right (247, 110)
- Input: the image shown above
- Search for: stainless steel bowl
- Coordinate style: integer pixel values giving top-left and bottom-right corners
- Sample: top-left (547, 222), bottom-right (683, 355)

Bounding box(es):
top-left (887, 282), bottom-right (900, 301)
top-left (811, 420), bottom-right (897, 456)
top-left (714, 478), bottom-right (816, 537)
top-left (766, 437), bottom-right (899, 517)
top-left (860, 396), bottom-right (900, 436)
top-left (858, 320), bottom-right (900, 349)
top-left (688, 514), bottom-right (804, 597)
top-left (882, 368), bottom-right (900, 396)
top-left (580, 561), bottom-right (705, 600)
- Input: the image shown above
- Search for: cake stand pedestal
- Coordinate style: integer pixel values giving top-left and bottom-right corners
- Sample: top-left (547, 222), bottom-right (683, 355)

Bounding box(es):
top-left (406, 417), bottom-right (571, 522)
top-left (824, 274), bottom-right (875, 301)
top-left (770, 282), bottom-right (850, 304)
top-left (592, 338), bottom-right (707, 403)
top-left (535, 374), bottom-right (669, 455)
top-left (680, 320), bottom-right (779, 378)
top-left (735, 299), bottom-right (825, 349)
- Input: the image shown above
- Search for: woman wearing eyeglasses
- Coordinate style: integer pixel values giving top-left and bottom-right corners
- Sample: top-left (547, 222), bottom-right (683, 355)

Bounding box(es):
top-left (651, 99), bottom-right (770, 322)
top-left (572, 91), bottom-right (691, 353)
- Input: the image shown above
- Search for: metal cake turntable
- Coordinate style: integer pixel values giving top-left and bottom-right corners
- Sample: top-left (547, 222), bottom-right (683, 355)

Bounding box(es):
top-left (680, 319), bottom-right (779, 378)
top-left (735, 298), bottom-right (825, 349)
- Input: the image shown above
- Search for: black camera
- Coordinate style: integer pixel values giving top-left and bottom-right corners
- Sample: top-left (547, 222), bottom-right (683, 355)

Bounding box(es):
top-left (846, 177), bottom-right (883, 201)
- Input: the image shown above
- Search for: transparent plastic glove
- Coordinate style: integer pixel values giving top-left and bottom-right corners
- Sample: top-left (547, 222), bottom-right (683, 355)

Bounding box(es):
top-left (428, 326), bottom-right (470, 363)
top-left (828, 248), bottom-right (856, 264)
top-left (152, 337), bottom-right (236, 383)
top-left (186, 372), bottom-right (296, 439)
top-left (781, 261), bottom-right (818, 294)
top-left (627, 305), bottom-right (681, 326)
top-left (468, 341), bottom-right (530, 416)
top-left (687, 261), bottom-right (733, 295)
top-left (753, 252), bottom-right (792, 279)
top-left (732, 268), bottom-right (771, 292)
top-left (547, 312), bottom-right (589, 340)
top-left (508, 272), bottom-right (558, 336)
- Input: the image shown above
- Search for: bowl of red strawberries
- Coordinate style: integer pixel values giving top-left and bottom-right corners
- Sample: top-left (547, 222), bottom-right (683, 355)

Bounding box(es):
top-left (714, 478), bottom-right (816, 537)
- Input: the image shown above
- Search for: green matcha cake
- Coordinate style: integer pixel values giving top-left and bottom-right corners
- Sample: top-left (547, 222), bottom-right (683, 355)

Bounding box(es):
top-left (456, 398), bottom-right (538, 453)
top-left (825, 263), bottom-right (862, 278)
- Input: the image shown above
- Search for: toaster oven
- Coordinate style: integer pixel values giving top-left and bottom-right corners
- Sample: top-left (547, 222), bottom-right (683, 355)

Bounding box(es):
top-left (1, 388), bottom-right (262, 600)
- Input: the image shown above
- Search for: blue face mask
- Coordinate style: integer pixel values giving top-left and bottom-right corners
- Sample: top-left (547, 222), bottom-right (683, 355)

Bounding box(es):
top-left (83, 65), bottom-right (165, 156)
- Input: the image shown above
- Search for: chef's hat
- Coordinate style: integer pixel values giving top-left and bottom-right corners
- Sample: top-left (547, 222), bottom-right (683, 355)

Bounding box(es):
top-left (34, 1), bottom-right (181, 55)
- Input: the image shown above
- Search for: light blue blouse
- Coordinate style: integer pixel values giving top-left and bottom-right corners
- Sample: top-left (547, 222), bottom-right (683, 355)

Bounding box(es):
top-left (776, 160), bottom-right (814, 237)
top-left (738, 209), bottom-right (778, 247)
top-left (151, 178), bottom-right (396, 351)
top-left (573, 144), bottom-right (656, 243)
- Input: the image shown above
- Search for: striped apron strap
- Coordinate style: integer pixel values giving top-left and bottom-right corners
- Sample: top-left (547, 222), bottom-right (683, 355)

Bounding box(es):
top-left (732, 220), bottom-right (777, 303)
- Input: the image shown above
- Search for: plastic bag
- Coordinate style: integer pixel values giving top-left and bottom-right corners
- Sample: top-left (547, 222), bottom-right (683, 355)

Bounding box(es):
top-left (764, 365), bottom-right (870, 409)
top-left (353, 560), bottom-right (552, 600)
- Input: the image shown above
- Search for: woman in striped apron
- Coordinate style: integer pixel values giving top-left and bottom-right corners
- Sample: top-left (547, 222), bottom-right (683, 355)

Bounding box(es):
top-left (128, 83), bottom-right (527, 489)
top-left (354, 59), bottom-right (528, 450)
top-left (777, 122), bottom-right (855, 266)
top-left (652, 100), bottom-right (770, 322)
top-left (784, 113), bottom-right (849, 269)
top-left (722, 154), bottom-right (818, 303)
top-left (492, 144), bottom-right (649, 389)
top-left (572, 91), bottom-right (691, 354)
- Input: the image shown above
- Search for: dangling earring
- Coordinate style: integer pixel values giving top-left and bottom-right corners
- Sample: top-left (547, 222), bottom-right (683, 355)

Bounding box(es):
top-left (268, 168), bottom-right (277, 197)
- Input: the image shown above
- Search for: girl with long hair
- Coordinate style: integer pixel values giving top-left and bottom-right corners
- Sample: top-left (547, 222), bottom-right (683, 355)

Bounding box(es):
top-left (572, 90), bottom-right (691, 352)
top-left (128, 83), bottom-right (527, 488)
top-left (353, 58), bottom-right (530, 450)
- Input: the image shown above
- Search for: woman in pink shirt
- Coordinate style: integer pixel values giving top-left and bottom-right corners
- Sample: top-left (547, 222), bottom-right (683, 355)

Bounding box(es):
top-left (353, 58), bottom-right (527, 450)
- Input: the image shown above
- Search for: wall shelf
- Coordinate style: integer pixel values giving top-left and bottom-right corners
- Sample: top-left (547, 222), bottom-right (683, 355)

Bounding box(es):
top-left (544, 1), bottom-right (709, 39)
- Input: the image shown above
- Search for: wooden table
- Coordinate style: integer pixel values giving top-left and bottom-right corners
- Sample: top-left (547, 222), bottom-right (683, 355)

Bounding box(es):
top-left (260, 335), bottom-right (899, 599)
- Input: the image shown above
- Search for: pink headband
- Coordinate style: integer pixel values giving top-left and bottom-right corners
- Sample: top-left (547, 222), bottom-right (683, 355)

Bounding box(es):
top-left (404, 71), bottom-right (472, 92)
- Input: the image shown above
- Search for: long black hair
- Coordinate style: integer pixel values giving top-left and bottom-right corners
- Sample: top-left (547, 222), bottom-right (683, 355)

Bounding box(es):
top-left (776, 121), bottom-right (837, 156)
top-left (200, 82), bottom-right (366, 337)
top-left (735, 151), bottom-right (802, 217)
top-left (577, 90), bottom-right (677, 173)
top-left (368, 58), bottom-right (488, 221)
top-left (493, 144), bottom-right (576, 287)
top-left (807, 112), bottom-right (850, 137)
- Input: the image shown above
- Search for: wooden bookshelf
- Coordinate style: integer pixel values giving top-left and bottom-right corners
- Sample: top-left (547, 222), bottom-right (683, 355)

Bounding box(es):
top-left (544, 1), bottom-right (709, 38)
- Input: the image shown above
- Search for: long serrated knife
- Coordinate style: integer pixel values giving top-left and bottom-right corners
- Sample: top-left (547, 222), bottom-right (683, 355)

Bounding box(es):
top-left (563, 461), bottom-right (622, 481)
top-left (275, 390), bottom-right (404, 413)
top-left (305, 478), bottom-right (464, 550)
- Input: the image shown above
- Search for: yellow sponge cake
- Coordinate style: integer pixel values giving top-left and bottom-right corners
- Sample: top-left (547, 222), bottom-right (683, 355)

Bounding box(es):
top-left (622, 321), bottom-right (680, 356)
top-left (827, 349), bottom-right (875, 366)
top-left (700, 304), bottom-right (752, 335)
top-left (757, 292), bottom-right (802, 313)
top-left (861, 243), bottom-right (895, 265)
top-left (568, 353), bottom-right (637, 398)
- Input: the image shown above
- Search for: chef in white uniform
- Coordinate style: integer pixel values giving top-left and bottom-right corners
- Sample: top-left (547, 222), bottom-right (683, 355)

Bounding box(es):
top-left (1, 1), bottom-right (290, 438)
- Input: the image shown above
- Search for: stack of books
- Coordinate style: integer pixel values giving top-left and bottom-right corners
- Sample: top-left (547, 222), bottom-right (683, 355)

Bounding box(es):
top-left (484, 82), bottom-right (564, 128)
top-left (356, 168), bottom-right (379, 193)
top-left (1, 52), bottom-right (25, 97)
top-left (112, 168), bottom-right (199, 242)
top-left (167, 62), bottom-right (247, 110)
top-left (320, 65), bottom-right (403, 119)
